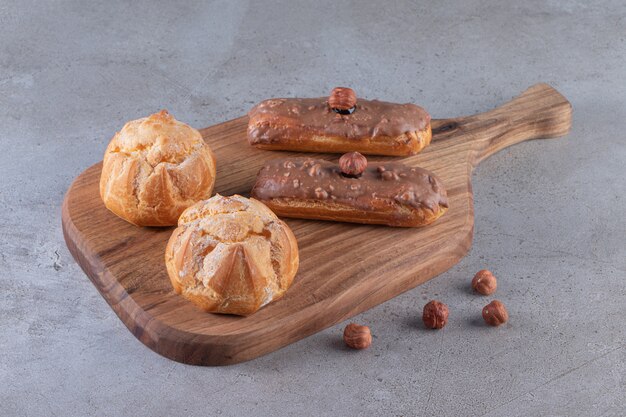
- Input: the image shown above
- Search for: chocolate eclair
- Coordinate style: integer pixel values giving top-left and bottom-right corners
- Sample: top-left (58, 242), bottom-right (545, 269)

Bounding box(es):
top-left (250, 152), bottom-right (448, 227)
top-left (247, 87), bottom-right (432, 156)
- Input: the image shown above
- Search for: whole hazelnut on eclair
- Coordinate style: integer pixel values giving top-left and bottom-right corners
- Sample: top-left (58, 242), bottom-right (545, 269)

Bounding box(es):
top-left (339, 152), bottom-right (367, 177)
top-left (329, 87), bottom-right (357, 113)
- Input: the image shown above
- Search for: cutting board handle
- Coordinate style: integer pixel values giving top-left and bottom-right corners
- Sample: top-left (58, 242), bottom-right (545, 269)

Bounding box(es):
top-left (438, 83), bottom-right (573, 167)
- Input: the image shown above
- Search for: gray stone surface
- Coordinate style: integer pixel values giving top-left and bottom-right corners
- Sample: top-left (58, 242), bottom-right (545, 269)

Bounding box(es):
top-left (1, 0), bottom-right (625, 415)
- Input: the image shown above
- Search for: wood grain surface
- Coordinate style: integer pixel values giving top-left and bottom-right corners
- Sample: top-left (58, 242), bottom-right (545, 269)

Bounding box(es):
top-left (62, 83), bottom-right (572, 365)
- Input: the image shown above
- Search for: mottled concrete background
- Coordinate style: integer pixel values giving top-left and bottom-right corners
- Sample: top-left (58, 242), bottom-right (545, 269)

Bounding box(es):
top-left (1, 1), bottom-right (624, 416)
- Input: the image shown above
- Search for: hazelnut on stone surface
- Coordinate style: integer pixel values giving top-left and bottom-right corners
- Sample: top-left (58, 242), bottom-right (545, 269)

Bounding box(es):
top-left (422, 300), bottom-right (449, 329)
top-left (472, 270), bottom-right (497, 295)
top-left (343, 323), bottom-right (372, 350)
top-left (339, 152), bottom-right (367, 177)
top-left (482, 300), bottom-right (508, 326)
top-left (329, 87), bottom-right (357, 111)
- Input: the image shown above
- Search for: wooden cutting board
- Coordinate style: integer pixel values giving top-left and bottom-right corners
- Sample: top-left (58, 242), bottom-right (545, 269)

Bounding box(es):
top-left (62, 83), bottom-right (571, 365)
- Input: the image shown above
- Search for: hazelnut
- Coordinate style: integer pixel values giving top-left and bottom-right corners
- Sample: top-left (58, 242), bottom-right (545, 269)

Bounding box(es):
top-left (307, 163), bottom-right (321, 177)
top-left (381, 170), bottom-right (399, 181)
top-left (422, 300), bottom-right (449, 329)
top-left (314, 187), bottom-right (328, 199)
top-left (343, 323), bottom-right (372, 350)
top-left (339, 152), bottom-right (367, 177)
top-left (399, 191), bottom-right (414, 201)
top-left (482, 300), bottom-right (508, 326)
top-left (329, 87), bottom-right (357, 112)
top-left (472, 270), bottom-right (497, 295)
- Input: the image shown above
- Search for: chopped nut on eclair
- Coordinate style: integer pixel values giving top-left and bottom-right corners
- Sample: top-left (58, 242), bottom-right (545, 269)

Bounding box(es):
top-left (251, 153), bottom-right (448, 227)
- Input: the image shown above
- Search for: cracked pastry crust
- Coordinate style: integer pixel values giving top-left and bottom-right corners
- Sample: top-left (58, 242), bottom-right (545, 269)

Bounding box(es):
top-left (165, 194), bottom-right (299, 316)
top-left (99, 110), bottom-right (216, 226)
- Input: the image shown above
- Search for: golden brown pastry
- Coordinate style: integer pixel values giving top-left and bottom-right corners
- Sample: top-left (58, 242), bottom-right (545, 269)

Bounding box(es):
top-left (247, 87), bottom-right (432, 156)
top-left (165, 194), bottom-right (299, 316)
top-left (251, 152), bottom-right (448, 227)
top-left (99, 110), bottom-right (216, 226)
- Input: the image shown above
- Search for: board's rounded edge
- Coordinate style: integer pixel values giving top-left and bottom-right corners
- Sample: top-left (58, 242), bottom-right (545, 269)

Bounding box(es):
top-left (62, 166), bottom-right (262, 366)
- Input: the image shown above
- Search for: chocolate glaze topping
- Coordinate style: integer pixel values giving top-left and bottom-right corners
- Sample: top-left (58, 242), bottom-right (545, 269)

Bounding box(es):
top-left (248, 98), bottom-right (431, 144)
top-left (251, 157), bottom-right (448, 212)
